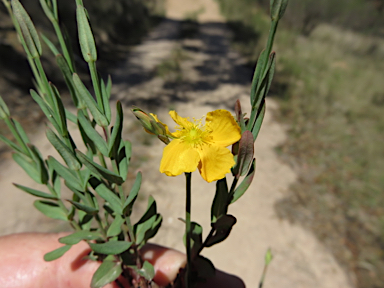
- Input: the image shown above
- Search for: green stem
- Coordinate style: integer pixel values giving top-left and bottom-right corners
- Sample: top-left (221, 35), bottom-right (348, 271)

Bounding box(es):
top-left (88, 61), bottom-right (104, 113)
top-left (185, 172), bottom-right (192, 288)
top-left (52, 19), bottom-right (75, 72)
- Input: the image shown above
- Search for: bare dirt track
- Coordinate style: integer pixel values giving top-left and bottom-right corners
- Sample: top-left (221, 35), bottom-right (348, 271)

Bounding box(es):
top-left (0, 0), bottom-right (355, 287)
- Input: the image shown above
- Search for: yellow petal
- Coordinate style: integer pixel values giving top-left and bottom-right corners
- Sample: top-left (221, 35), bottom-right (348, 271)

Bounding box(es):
top-left (205, 110), bottom-right (241, 147)
top-left (160, 139), bottom-right (200, 176)
top-left (197, 144), bottom-right (235, 182)
top-left (169, 111), bottom-right (193, 129)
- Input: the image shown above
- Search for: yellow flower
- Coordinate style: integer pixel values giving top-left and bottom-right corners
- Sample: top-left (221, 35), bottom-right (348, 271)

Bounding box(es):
top-left (159, 109), bottom-right (241, 183)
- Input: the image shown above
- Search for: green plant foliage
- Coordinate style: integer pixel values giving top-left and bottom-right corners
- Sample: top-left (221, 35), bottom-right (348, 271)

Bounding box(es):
top-left (91, 258), bottom-right (122, 288)
top-left (44, 244), bottom-right (72, 262)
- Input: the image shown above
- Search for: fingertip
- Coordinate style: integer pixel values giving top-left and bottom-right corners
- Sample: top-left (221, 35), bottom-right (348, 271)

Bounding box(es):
top-left (141, 244), bottom-right (186, 286)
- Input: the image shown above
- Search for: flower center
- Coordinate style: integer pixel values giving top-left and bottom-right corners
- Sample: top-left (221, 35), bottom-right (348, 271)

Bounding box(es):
top-left (178, 118), bottom-right (211, 147)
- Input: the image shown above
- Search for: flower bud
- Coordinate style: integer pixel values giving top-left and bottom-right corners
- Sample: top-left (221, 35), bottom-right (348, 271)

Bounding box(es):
top-left (270, 0), bottom-right (288, 21)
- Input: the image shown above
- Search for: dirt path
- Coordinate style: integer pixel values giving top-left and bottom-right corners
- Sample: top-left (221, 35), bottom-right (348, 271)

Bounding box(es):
top-left (0, 0), bottom-right (355, 287)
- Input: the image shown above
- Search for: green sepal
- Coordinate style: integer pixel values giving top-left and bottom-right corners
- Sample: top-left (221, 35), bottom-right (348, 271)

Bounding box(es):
top-left (232, 130), bottom-right (254, 177)
top-left (234, 99), bottom-right (246, 133)
top-left (59, 230), bottom-right (103, 245)
top-left (76, 150), bottom-right (124, 185)
top-left (91, 258), bottom-right (122, 288)
top-left (44, 245), bottom-right (72, 262)
top-left (270, 0), bottom-right (288, 21)
top-left (12, 0), bottom-right (42, 58)
top-left (34, 200), bottom-right (67, 221)
top-left (76, 4), bottom-right (97, 62)
top-left (14, 183), bottom-right (57, 200)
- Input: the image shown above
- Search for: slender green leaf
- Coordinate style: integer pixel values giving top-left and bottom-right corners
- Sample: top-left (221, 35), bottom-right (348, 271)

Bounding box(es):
top-left (205, 215), bottom-right (236, 247)
top-left (123, 171), bottom-right (141, 215)
top-left (67, 199), bottom-right (98, 214)
top-left (46, 129), bottom-right (81, 171)
top-left (101, 79), bottom-right (111, 124)
top-left (12, 153), bottom-right (41, 183)
top-left (91, 259), bottom-right (122, 288)
top-left (108, 101), bottom-right (123, 158)
top-left (72, 73), bottom-right (108, 127)
top-left (65, 108), bottom-right (77, 124)
top-left (252, 99), bottom-right (266, 140)
top-left (77, 110), bottom-right (108, 155)
top-left (129, 261), bottom-right (155, 281)
top-left (44, 245), bottom-right (72, 261)
top-left (29, 145), bottom-right (49, 185)
top-left (0, 96), bottom-right (10, 119)
top-left (14, 183), bottom-right (57, 200)
top-left (0, 135), bottom-right (24, 154)
top-left (76, 150), bottom-right (124, 185)
top-left (106, 75), bottom-right (112, 99)
top-left (59, 230), bottom-right (102, 245)
top-left (76, 5), bottom-right (97, 62)
top-left (231, 159), bottom-right (256, 204)
top-left (50, 83), bottom-right (68, 136)
top-left (89, 177), bottom-right (122, 214)
top-left (34, 200), bottom-right (67, 221)
top-left (41, 34), bottom-right (59, 55)
top-left (13, 119), bottom-right (30, 145)
top-left (30, 89), bottom-right (61, 133)
top-left (56, 55), bottom-right (80, 108)
top-left (107, 214), bottom-right (124, 237)
top-left (117, 140), bottom-right (131, 181)
top-left (39, 0), bottom-right (55, 21)
top-left (89, 241), bottom-right (132, 255)
top-left (47, 156), bottom-right (83, 191)
top-left (211, 178), bottom-right (228, 223)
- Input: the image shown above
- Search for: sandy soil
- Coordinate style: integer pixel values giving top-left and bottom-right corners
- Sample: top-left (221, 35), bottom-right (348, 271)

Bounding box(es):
top-left (0, 0), bottom-right (355, 287)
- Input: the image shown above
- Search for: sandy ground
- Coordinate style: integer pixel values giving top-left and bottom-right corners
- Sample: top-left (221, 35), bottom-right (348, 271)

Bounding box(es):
top-left (0, 0), bottom-right (355, 287)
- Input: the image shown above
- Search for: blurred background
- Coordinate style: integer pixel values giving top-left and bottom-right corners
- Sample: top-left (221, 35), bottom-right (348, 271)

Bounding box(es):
top-left (0, 0), bottom-right (383, 287)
